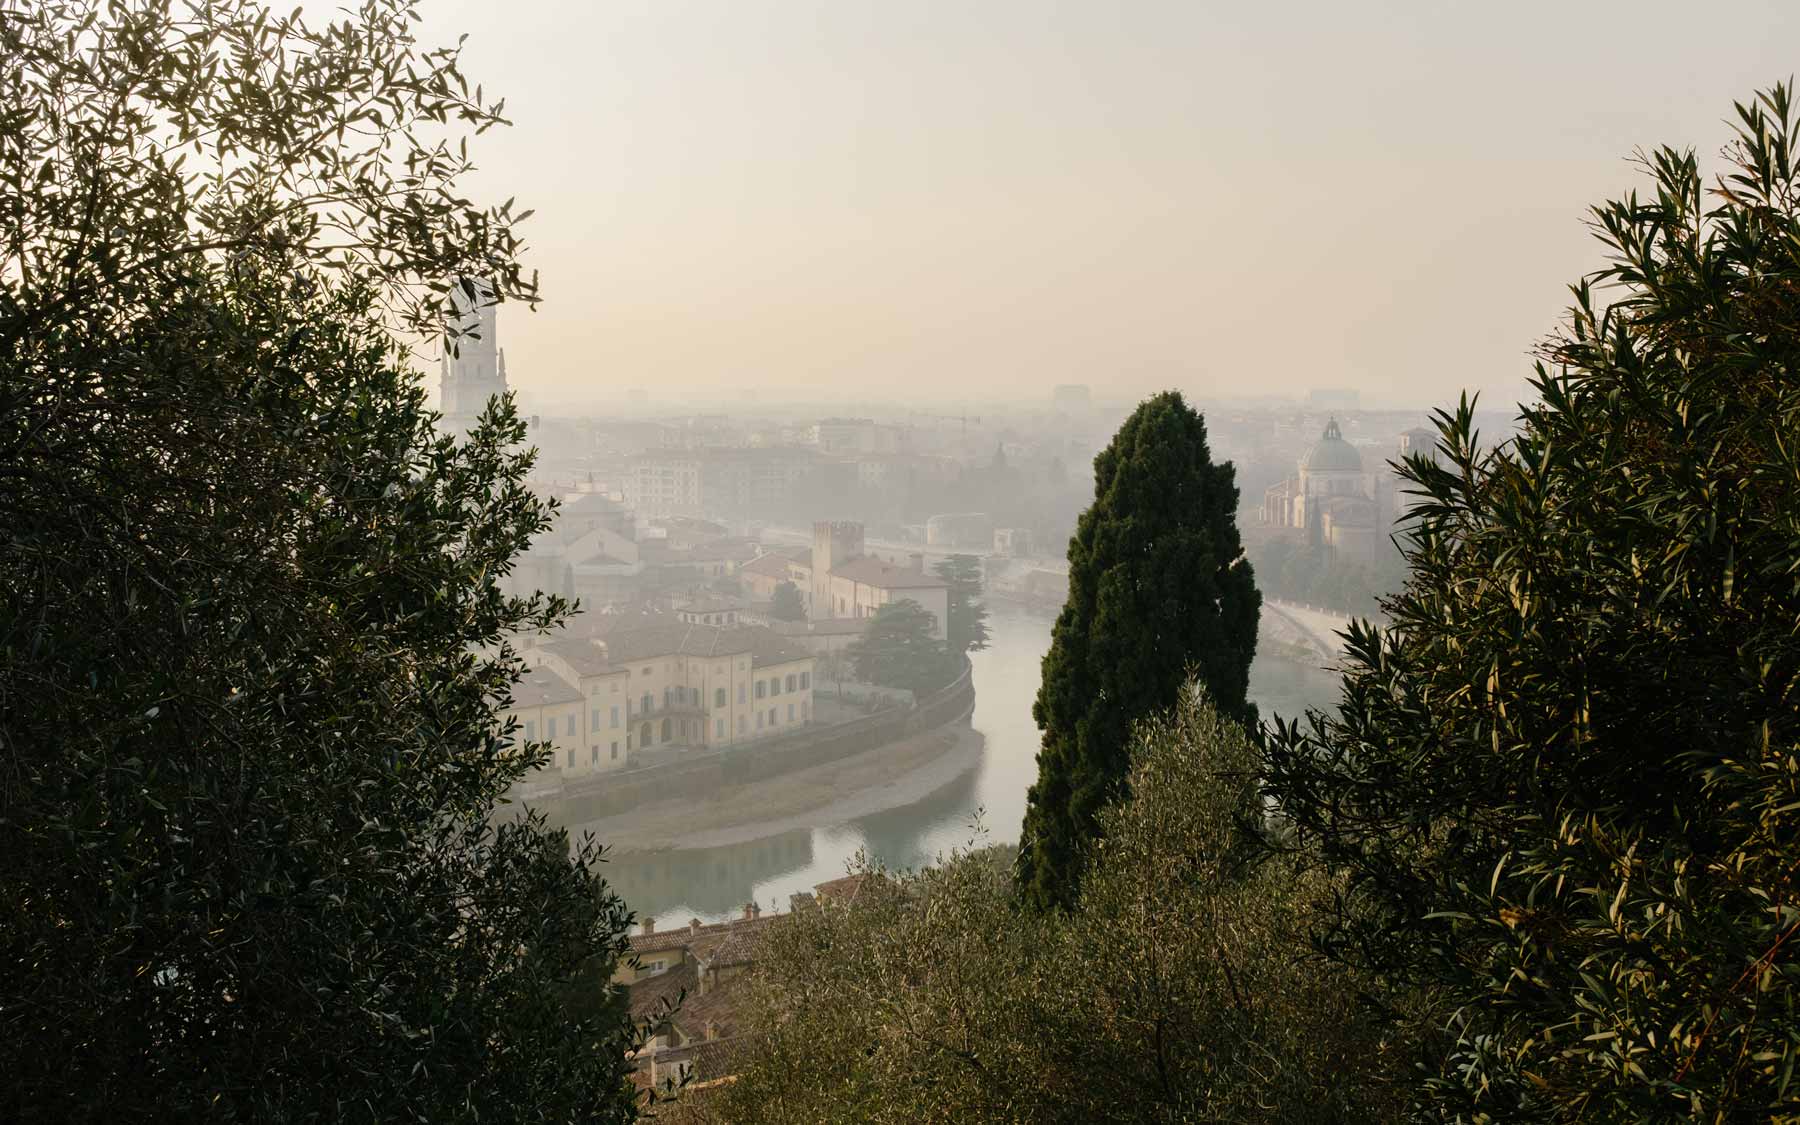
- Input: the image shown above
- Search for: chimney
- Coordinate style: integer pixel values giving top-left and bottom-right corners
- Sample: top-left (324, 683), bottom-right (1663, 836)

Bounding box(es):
top-left (641, 917), bottom-right (655, 935)
top-left (742, 902), bottom-right (755, 921)
top-left (689, 917), bottom-right (702, 934)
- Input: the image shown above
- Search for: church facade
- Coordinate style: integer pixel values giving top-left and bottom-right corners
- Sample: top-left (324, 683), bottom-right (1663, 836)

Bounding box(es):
top-left (1261, 418), bottom-right (1387, 563)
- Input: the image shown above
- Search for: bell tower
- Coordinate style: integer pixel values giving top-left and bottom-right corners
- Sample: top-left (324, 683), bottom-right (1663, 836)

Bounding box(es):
top-left (810, 521), bottom-right (865, 620)
top-left (438, 277), bottom-right (510, 440)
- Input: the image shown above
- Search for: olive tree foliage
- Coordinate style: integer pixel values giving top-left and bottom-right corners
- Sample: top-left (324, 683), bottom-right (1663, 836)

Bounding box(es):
top-left (1263, 85), bottom-right (1800, 1122)
top-left (0, 0), bottom-right (537, 348)
top-left (0, 2), bottom-right (636, 1121)
top-left (705, 692), bottom-right (1397, 1124)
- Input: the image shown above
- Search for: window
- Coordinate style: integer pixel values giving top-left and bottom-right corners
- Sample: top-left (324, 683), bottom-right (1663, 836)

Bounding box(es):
top-left (524, 720), bottom-right (536, 740)
top-left (641, 959), bottom-right (667, 977)
top-left (566, 715), bottom-right (576, 737)
top-left (715, 687), bottom-right (727, 708)
top-left (786, 673), bottom-right (797, 692)
top-left (641, 667), bottom-right (652, 676)
top-left (800, 672), bottom-right (809, 690)
top-left (611, 741), bottom-right (619, 760)
top-left (664, 688), bottom-right (673, 708)
top-left (566, 749), bottom-right (574, 768)
top-left (591, 708), bottom-right (602, 732)
top-left (642, 693), bottom-right (652, 715)
top-left (769, 677), bottom-right (780, 697)
top-left (755, 681), bottom-right (766, 700)
top-left (591, 745), bottom-right (598, 765)
top-left (788, 703), bottom-right (795, 721)
top-left (738, 683), bottom-right (747, 704)
top-left (641, 722), bottom-right (653, 746)
top-left (611, 705), bottom-right (620, 727)
top-left (716, 718), bottom-right (725, 739)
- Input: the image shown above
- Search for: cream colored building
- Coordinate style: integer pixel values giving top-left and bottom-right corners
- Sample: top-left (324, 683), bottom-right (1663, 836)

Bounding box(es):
top-left (739, 522), bottom-right (950, 640)
top-left (502, 667), bottom-right (595, 776)
top-left (1259, 417), bottom-right (1390, 564)
top-left (526, 638), bottom-right (633, 777)
top-left (505, 614), bottom-right (818, 782)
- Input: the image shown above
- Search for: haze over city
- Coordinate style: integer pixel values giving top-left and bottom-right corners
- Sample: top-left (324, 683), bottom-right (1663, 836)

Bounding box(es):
top-left (409, 0), bottom-right (1800, 413)
top-left (12, 0), bottom-right (1800, 1118)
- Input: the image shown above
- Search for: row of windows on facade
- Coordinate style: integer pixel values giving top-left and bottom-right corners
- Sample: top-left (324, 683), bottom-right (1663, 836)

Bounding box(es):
top-left (565, 670), bottom-right (813, 714)
top-left (519, 698), bottom-right (810, 767)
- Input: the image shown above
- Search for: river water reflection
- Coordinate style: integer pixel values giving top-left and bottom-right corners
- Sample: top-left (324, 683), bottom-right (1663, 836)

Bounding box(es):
top-left (562, 606), bottom-right (1344, 928)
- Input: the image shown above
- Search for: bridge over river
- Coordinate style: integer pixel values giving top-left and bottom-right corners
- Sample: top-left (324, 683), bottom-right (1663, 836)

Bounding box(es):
top-left (1261, 599), bottom-right (1356, 663)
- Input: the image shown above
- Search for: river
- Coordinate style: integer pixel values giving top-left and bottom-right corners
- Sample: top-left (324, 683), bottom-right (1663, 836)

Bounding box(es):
top-left (571, 605), bottom-right (1344, 928)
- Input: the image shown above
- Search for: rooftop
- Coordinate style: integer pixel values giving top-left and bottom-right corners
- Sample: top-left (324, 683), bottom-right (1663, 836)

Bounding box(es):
top-left (586, 615), bottom-right (814, 668)
top-left (771, 618), bottom-right (868, 637)
top-left (559, 491), bottom-right (626, 515)
top-left (829, 555), bottom-right (948, 590)
top-left (535, 638), bottom-right (616, 678)
top-left (1303, 417), bottom-right (1364, 474)
top-left (678, 595), bottom-right (748, 614)
top-left (507, 667), bottom-right (583, 709)
top-left (740, 551), bottom-right (808, 579)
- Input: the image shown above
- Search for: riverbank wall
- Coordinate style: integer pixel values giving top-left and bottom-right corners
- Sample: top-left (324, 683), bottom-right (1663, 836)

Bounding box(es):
top-left (525, 659), bottom-right (976, 825)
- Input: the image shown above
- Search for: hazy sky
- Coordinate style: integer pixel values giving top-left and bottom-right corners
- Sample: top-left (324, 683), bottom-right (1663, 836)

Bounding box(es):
top-left (410, 0), bottom-right (1800, 411)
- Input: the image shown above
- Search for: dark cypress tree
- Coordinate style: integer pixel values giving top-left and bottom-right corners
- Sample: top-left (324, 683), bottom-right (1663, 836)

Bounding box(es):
top-left (934, 554), bottom-right (991, 658)
top-left (1016, 392), bottom-right (1260, 910)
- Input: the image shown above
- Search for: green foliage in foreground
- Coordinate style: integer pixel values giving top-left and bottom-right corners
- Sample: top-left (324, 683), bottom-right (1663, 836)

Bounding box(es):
top-left (1019, 391), bottom-right (1260, 911)
top-left (1264, 84), bottom-right (1800, 1122)
top-left (705, 693), bottom-right (1399, 1124)
top-left (0, 1), bottom-right (636, 1120)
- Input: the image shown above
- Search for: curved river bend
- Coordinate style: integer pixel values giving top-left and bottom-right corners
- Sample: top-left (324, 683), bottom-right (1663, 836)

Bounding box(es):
top-left (545, 606), bottom-right (1343, 927)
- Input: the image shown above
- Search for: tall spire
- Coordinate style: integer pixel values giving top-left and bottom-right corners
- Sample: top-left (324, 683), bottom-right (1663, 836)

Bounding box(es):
top-left (439, 276), bottom-right (508, 439)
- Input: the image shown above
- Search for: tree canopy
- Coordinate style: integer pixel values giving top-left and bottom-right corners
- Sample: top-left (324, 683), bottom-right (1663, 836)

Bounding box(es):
top-left (1264, 84), bottom-right (1800, 1121)
top-left (769, 580), bottom-right (807, 622)
top-left (847, 599), bottom-right (953, 695)
top-left (934, 554), bottom-right (991, 658)
top-left (1017, 391), bottom-right (1259, 911)
top-left (0, 2), bottom-right (635, 1119)
top-left (709, 692), bottom-right (1396, 1124)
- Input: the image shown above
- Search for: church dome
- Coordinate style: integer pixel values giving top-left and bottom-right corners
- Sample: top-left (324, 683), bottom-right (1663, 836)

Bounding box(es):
top-left (1303, 418), bottom-right (1363, 474)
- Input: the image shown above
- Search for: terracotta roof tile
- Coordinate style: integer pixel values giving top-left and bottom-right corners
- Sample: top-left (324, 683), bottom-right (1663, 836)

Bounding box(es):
top-left (828, 556), bottom-right (947, 590)
top-left (507, 667), bottom-right (582, 708)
